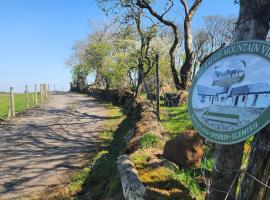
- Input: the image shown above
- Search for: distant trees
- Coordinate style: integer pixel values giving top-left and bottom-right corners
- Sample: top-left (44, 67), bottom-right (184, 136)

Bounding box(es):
top-left (192, 15), bottom-right (236, 78)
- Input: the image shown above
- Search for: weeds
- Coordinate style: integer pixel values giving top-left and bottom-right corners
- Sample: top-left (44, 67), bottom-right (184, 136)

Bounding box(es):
top-left (139, 133), bottom-right (159, 149)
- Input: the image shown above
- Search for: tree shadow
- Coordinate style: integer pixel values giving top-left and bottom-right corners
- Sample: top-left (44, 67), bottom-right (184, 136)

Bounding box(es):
top-left (68, 105), bottom-right (132, 200)
top-left (0, 94), bottom-right (110, 199)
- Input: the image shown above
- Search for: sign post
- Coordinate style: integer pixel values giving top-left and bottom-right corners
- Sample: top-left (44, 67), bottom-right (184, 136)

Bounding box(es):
top-left (189, 40), bottom-right (270, 144)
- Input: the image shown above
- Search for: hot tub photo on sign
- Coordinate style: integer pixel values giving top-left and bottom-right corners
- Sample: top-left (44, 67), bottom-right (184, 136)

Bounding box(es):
top-left (189, 40), bottom-right (270, 144)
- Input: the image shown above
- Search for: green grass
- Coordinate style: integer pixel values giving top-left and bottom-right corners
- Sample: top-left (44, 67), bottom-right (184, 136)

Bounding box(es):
top-left (173, 170), bottom-right (204, 200)
top-left (45, 104), bottom-right (130, 200)
top-left (160, 104), bottom-right (193, 135)
top-left (88, 105), bottom-right (130, 199)
top-left (144, 102), bottom-right (212, 199)
top-left (139, 133), bottom-right (160, 149)
top-left (0, 92), bottom-right (41, 118)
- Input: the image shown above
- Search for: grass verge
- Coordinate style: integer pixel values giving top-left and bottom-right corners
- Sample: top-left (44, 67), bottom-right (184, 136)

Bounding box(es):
top-left (43, 103), bottom-right (131, 200)
top-left (128, 103), bottom-right (214, 200)
top-left (160, 104), bottom-right (193, 136)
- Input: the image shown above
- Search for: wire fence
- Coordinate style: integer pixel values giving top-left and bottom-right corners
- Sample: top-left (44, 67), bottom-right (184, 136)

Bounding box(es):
top-left (199, 135), bottom-right (270, 200)
top-left (0, 84), bottom-right (50, 119)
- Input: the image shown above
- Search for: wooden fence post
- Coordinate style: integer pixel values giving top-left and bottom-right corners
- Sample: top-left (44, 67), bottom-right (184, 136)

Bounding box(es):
top-left (45, 84), bottom-right (48, 99)
top-left (9, 87), bottom-right (15, 117)
top-left (40, 84), bottom-right (43, 103)
top-left (43, 84), bottom-right (46, 101)
top-left (155, 53), bottom-right (160, 120)
top-left (43, 84), bottom-right (46, 100)
top-left (25, 85), bottom-right (29, 109)
top-left (35, 84), bottom-right (38, 105)
top-left (46, 84), bottom-right (48, 99)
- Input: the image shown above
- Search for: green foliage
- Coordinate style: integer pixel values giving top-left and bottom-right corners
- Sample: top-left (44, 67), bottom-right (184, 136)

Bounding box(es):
top-left (160, 104), bottom-right (193, 135)
top-left (139, 133), bottom-right (159, 149)
top-left (173, 170), bottom-right (203, 200)
top-left (70, 25), bottom-right (139, 90)
top-left (200, 147), bottom-right (214, 171)
top-left (65, 167), bottom-right (91, 195)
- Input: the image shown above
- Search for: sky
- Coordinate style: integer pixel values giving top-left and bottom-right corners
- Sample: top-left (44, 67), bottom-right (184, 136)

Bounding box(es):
top-left (0, 0), bottom-right (239, 92)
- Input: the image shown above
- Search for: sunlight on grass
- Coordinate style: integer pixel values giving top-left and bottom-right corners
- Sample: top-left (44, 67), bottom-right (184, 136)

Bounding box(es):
top-left (0, 92), bottom-right (41, 118)
top-left (139, 133), bottom-right (160, 149)
top-left (173, 170), bottom-right (205, 200)
top-left (140, 167), bottom-right (174, 183)
top-left (160, 104), bottom-right (193, 135)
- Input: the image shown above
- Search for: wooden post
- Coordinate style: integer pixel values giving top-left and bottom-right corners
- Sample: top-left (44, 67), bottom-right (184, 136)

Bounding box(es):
top-left (43, 84), bottom-right (46, 101)
top-left (155, 54), bottom-right (160, 120)
top-left (35, 84), bottom-right (38, 105)
top-left (32, 93), bottom-right (34, 106)
top-left (46, 84), bottom-right (49, 98)
top-left (44, 84), bottom-right (47, 100)
top-left (9, 87), bottom-right (15, 117)
top-left (40, 84), bottom-right (43, 103)
top-left (25, 85), bottom-right (29, 109)
top-left (46, 84), bottom-right (49, 99)
top-left (45, 84), bottom-right (48, 99)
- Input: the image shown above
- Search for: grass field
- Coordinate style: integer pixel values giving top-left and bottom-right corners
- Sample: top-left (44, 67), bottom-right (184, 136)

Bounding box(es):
top-left (0, 92), bottom-right (41, 118)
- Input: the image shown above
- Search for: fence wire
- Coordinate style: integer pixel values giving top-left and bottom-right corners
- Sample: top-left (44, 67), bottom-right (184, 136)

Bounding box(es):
top-left (202, 135), bottom-right (270, 200)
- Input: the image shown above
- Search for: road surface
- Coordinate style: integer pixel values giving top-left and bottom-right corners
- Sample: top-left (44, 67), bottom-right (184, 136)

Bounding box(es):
top-left (0, 93), bottom-right (107, 199)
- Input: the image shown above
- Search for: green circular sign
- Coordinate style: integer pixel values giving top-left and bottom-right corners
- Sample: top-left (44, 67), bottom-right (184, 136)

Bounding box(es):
top-left (188, 40), bottom-right (270, 144)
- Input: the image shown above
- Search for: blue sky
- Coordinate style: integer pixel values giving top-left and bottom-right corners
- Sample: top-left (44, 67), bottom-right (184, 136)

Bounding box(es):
top-left (0, 0), bottom-right (238, 92)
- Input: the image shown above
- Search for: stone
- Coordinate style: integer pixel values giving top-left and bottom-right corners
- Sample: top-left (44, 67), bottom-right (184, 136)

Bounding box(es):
top-left (117, 155), bottom-right (146, 200)
top-left (124, 128), bottom-right (135, 142)
top-left (161, 158), bottom-right (179, 171)
top-left (163, 130), bottom-right (203, 169)
top-left (164, 92), bottom-right (180, 107)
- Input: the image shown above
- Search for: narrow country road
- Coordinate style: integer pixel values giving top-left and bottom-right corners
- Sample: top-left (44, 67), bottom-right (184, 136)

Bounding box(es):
top-left (0, 93), bottom-right (107, 200)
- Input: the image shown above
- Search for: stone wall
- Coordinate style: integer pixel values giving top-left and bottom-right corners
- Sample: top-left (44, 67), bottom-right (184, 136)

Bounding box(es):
top-left (82, 86), bottom-right (162, 200)
top-left (85, 85), bottom-right (162, 153)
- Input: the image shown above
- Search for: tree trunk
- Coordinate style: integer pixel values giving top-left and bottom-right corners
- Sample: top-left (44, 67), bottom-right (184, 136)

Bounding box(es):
top-left (135, 62), bottom-right (143, 98)
top-left (179, 0), bottom-right (202, 90)
top-left (237, 1), bottom-right (270, 198)
top-left (207, 1), bottom-right (270, 200)
top-left (170, 49), bottom-right (182, 91)
top-left (137, 0), bottom-right (182, 91)
top-left (155, 54), bottom-right (160, 120)
top-left (105, 77), bottom-right (110, 91)
top-left (170, 26), bottom-right (182, 90)
top-left (180, 19), bottom-right (193, 90)
top-left (238, 127), bottom-right (270, 200)
top-left (207, 143), bottom-right (245, 200)
top-left (95, 69), bottom-right (103, 86)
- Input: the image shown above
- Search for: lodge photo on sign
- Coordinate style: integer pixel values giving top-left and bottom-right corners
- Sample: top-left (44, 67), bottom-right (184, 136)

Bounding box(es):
top-left (192, 54), bottom-right (270, 131)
